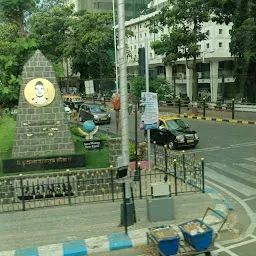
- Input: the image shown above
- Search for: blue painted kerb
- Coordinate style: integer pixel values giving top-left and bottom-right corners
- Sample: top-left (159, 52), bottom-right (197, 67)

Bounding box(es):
top-left (63, 240), bottom-right (87, 256)
top-left (109, 233), bottom-right (132, 251)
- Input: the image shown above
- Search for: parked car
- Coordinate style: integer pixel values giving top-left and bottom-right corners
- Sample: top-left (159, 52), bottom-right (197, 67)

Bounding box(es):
top-left (64, 103), bottom-right (72, 115)
top-left (145, 116), bottom-right (199, 149)
top-left (78, 104), bottom-right (111, 124)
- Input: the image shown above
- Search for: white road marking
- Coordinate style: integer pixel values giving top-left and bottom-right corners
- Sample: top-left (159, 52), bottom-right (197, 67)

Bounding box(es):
top-left (245, 157), bottom-right (256, 163)
top-left (215, 243), bottom-right (240, 256)
top-left (234, 163), bottom-right (256, 173)
top-left (248, 234), bottom-right (256, 240)
top-left (210, 162), bottom-right (256, 184)
top-left (189, 142), bottom-right (256, 153)
top-left (206, 180), bottom-right (256, 246)
top-left (205, 167), bottom-right (256, 197)
top-left (225, 238), bottom-right (256, 249)
top-left (244, 196), bottom-right (256, 202)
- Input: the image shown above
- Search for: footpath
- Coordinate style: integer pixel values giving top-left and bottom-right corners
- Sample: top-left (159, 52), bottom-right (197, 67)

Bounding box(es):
top-left (0, 187), bottom-right (234, 256)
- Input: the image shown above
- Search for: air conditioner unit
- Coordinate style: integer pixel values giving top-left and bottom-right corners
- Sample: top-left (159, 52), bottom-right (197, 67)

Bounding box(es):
top-left (197, 72), bottom-right (202, 79)
top-left (151, 182), bottom-right (170, 197)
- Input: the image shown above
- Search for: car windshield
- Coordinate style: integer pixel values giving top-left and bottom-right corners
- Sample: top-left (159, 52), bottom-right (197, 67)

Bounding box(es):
top-left (165, 119), bottom-right (186, 131)
top-left (90, 106), bottom-right (106, 113)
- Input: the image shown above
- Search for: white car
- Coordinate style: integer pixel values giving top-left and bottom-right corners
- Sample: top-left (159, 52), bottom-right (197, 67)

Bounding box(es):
top-left (64, 103), bottom-right (72, 115)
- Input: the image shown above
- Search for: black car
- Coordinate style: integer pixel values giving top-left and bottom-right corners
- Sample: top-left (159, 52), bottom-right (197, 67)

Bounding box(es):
top-left (78, 104), bottom-right (111, 124)
top-left (145, 117), bottom-right (199, 149)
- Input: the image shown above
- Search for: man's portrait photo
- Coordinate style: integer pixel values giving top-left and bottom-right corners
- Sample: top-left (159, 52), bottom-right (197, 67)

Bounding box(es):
top-left (24, 78), bottom-right (55, 107)
top-left (32, 81), bottom-right (48, 104)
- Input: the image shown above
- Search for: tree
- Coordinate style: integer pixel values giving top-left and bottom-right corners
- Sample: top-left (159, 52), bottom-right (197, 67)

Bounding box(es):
top-left (0, 23), bottom-right (37, 116)
top-left (0, 0), bottom-right (37, 37)
top-left (149, 0), bottom-right (211, 101)
top-left (208, 0), bottom-right (256, 101)
top-left (29, 3), bottom-right (73, 64)
top-left (130, 76), bottom-right (172, 102)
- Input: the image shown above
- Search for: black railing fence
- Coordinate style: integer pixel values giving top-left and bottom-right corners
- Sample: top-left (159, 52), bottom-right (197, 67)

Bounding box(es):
top-left (0, 148), bottom-right (204, 213)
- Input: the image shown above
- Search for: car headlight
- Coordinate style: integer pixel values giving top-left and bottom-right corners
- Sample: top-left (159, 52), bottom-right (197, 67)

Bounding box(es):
top-left (194, 133), bottom-right (199, 139)
top-left (108, 114), bottom-right (111, 117)
top-left (94, 115), bottom-right (99, 119)
top-left (176, 135), bottom-right (185, 143)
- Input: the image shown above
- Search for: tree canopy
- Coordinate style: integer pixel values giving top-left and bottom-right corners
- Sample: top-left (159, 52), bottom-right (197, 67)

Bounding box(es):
top-left (209, 0), bottom-right (256, 101)
top-left (149, 0), bottom-right (211, 101)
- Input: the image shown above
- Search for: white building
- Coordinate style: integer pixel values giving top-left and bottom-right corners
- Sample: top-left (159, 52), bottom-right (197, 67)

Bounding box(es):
top-left (125, 0), bottom-right (234, 102)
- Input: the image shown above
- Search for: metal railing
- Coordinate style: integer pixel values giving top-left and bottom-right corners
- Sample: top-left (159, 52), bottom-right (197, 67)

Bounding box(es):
top-left (0, 149), bottom-right (204, 213)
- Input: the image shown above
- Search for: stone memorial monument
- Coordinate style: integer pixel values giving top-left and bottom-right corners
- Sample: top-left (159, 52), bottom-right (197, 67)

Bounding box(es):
top-left (11, 50), bottom-right (76, 158)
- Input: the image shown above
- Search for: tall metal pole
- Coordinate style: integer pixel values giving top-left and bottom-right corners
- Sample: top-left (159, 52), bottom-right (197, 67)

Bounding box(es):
top-left (145, 39), bottom-right (151, 170)
top-left (112, 0), bottom-right (119, 93)
top-left (118, 0), bottom-right (129, 169)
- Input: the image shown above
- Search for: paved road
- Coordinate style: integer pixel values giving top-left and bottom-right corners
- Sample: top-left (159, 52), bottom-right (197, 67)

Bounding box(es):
top-left (99, 112), bottom-right (256, 255)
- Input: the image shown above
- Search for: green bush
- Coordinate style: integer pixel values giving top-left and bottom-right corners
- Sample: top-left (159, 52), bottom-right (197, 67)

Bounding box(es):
top-left (96, 134), bottom-right (110, 146)
top-left (71, 125), bottom-right (83, 137)
top-left (129, 142), bottom-right (136, 161)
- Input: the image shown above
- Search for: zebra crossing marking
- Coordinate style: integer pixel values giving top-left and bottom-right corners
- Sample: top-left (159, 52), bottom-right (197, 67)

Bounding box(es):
top-left (205, 166), bottom-right (256, 197)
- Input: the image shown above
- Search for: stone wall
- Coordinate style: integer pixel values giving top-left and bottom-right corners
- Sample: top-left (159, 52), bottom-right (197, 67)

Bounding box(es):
top-left (12, 50), bottom-right (75, 158)
top-left (109, 137), bottom-right (122, 167)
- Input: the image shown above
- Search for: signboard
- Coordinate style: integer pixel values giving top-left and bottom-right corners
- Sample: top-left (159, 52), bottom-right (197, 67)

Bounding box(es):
top-left (2, 155), bottom-right (86, 173)
top-left (83, 139), bottom-right (103, 150)
top-left (84, 80), bottom-right (95, 94)
top-left (140, 92), bottom-right (159, 130)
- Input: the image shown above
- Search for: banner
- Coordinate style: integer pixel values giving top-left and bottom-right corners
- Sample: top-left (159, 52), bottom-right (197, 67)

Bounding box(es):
top-left (140, 92), bottom-right (158, 130)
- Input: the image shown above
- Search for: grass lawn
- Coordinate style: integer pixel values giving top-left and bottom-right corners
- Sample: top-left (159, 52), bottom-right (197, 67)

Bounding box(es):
top-left (0, 115), bottom-right (110, 177)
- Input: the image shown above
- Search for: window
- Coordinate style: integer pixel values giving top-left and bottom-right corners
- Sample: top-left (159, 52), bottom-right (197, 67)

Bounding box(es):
top-left (219, 29), bottom-right (223, 34)
top-left (134, 45), bottom-right (136, 50)
top-left (206, 43), bottom-right (210, 48)
top-left (140, 34), bottom-right (142, 38)
top-left (219, 42), bottom-right (223, 47)
top-left (145, 33), bottom-right (147, 37)
top-left (140, 24), bottom-right (142, 28)
top-left (206, 30), bottom-right (210, 36)
top-left (134, 35), bottom-right (136, 39)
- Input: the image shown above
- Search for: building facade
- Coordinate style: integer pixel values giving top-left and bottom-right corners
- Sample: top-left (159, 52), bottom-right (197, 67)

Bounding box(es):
top-left (125, 0), bottom-right (235, 102)
top-left (65, 0), bottom-right (150, 21)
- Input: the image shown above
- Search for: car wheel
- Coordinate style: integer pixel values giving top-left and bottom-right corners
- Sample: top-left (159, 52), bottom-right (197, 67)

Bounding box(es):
top-left (167, 141), bottom-right (175, 150)
top-left (79, 116), bottom-right (83, 122)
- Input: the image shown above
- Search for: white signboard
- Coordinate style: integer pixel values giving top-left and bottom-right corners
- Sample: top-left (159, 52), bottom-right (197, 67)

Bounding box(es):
top-left (84, 80), bottom-right (94, 94)
top-left (140, 92), bottom-right (158, 130)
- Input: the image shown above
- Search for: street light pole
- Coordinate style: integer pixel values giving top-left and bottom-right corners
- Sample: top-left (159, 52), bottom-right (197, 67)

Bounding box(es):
top-left (112, 0), bottom-right (119, 93)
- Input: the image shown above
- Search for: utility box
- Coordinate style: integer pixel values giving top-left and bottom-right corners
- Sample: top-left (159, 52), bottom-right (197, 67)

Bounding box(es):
top-left (147, 197), bottom-right (174, 222)
top-left (151, 182), bottom-right (170, 197)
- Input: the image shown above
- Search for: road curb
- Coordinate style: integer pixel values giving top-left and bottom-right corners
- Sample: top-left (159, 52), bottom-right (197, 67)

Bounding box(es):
top-left (0, 189), bottom-right (234, 256)
top-left (162, 112), bottom-right (256, 125)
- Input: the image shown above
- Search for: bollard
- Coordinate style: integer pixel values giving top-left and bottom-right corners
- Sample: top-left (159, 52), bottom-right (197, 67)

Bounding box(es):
top-left (66, 169), bottom-right (71, 206)
top-left (122, 183), bottom-right (128, 234)
top-left (110, 165), bottom-right (115, 202)
top-left (201, 158), bottom-right (205, 193)
top-left (178, 97), bottom-right (181, 114)
top-left (138, 163), bottom-right (142, 199)
top-left (182, 150), bottom-right (186, 182)
top-left (174, 159), bottom-right (178, 196)
top-left (19, 174), bottom-right (26, 211)
top-left (232, 99), bottom-right (235, 120)
top-left (164, 145), bottom-right (168, 173)
top-left (153, 141), bottom-right (157, 167)
top-left (203, 98), bottom-right (206, 117)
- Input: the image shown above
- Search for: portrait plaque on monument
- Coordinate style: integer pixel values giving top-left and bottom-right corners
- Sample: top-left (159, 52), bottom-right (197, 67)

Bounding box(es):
top-left (24, 78), bottom-right (55, 107)
top-left (4, 50), bottom-right (85, 173)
